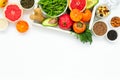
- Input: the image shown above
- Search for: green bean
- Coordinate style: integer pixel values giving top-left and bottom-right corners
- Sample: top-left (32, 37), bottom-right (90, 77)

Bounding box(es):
top-left (38, 0), bottom-right (67, 17)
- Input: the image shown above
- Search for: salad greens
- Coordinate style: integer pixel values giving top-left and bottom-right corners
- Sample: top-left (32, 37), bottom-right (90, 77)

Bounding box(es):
top-left (75, 29), bottom-right (92, 44)
top-left (38, 0), bottom-right (67, 17)
top-left (72, 26), bottom-right (93, 44)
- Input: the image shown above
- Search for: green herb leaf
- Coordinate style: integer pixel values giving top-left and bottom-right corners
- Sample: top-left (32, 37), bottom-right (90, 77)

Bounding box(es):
top-left (73, 28), bottom-right (93, 44)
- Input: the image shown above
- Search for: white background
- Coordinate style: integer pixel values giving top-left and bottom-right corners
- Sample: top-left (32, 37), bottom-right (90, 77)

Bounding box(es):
top-left (0, 0), bottom-right (120, 80)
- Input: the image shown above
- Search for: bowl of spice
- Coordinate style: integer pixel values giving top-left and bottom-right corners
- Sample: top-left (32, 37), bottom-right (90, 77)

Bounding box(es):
top-left (110, 16), bottom-right (120, 28)
top-left (96, 4), bottom-right (110, 18)
top-left (106, 29), bottom-right (118, 42)
top-left (20, 0), bottom-right (35, 10)
top-left (92, 20), bottom-right (108, 37)
top-left (38, 0), bottom-right (68, 18)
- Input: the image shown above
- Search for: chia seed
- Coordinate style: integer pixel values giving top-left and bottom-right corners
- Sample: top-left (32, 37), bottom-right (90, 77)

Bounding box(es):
top-left (107, 30), bottom-right (118, 41)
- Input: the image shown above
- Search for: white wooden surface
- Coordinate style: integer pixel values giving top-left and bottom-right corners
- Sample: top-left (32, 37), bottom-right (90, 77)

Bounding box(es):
top-left (0, 0), bottom-right (120, 80)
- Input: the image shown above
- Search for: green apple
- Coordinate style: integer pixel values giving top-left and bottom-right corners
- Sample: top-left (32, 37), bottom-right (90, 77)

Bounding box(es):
top-left (0, 0), bottom-right (8, 8)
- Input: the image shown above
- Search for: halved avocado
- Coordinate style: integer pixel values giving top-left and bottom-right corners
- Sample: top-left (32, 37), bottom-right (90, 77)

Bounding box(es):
top-left (86, 0), bottom-right (99, 9)
top-left (42, 18), bottom-right (58, 27)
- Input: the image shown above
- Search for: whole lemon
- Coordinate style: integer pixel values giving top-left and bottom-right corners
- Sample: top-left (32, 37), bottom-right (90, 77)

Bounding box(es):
top-left (0, 0), bottom-right (8, 8)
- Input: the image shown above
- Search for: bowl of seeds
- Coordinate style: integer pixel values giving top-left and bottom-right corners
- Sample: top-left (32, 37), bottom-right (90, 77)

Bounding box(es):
top-left (92, 20), bottom-right (108, 37)
top-left (20, 0), bottom-right (35, 10)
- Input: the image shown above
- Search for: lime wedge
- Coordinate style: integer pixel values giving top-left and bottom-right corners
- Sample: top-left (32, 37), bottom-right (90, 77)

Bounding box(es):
top-left (86, 0), bottom-right (99, 9)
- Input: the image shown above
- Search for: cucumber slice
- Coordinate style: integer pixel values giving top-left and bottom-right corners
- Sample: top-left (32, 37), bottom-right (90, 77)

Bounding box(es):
top-left (86, 0), bottom-right (99, 9)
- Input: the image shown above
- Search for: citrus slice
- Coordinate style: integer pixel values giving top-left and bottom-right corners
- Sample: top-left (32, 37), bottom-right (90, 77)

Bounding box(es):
top-left (69, 0), bottom-right (86, 12)
top-left (4, 4), bottom-right (22, 22)
top-left (86, 0), bottom-right (99, 9)
top-left (16, 20), bottom-right (29, 33)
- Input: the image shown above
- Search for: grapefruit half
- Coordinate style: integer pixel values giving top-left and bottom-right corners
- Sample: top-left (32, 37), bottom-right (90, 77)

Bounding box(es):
top-left (4, 3), bottom-right (23, 22)
top-left (69, 0), bottom-right (86, 12)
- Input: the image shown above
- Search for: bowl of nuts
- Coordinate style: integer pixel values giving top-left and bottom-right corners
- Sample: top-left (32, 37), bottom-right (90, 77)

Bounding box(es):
top-left (110, 16), bottom-right (120, 29)
top-left (96, 4), bottom-right (110, 18)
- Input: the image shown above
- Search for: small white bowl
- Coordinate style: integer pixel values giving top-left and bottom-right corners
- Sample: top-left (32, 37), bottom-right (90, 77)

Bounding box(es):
top-left (96, 4), bottom-right (111, 19)
top-left (106, 29), bottom-right (119, 42)
top-left (20, 0), bottom-right (35, 10)
top-left (109, 16), bottom-right (120, 30)
top-left (92, 20), bottom-right (108, 37)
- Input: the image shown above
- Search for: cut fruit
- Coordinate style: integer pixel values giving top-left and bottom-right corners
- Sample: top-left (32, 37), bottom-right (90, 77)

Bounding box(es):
top-left (16, 20), bottom-right (29, 33)
top-left (69, 0), bottom-right (86, 12)
top-left (42, 18), bottom-right (58, 27)
top-left (86, 0), bottom-right (99, 9)
top-left (4, 4), bottom-right (23, 22)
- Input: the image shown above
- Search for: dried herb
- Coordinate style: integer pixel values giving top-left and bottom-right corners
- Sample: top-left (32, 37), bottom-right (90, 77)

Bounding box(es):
top-left (20, 0), bottom-right (34, 9)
